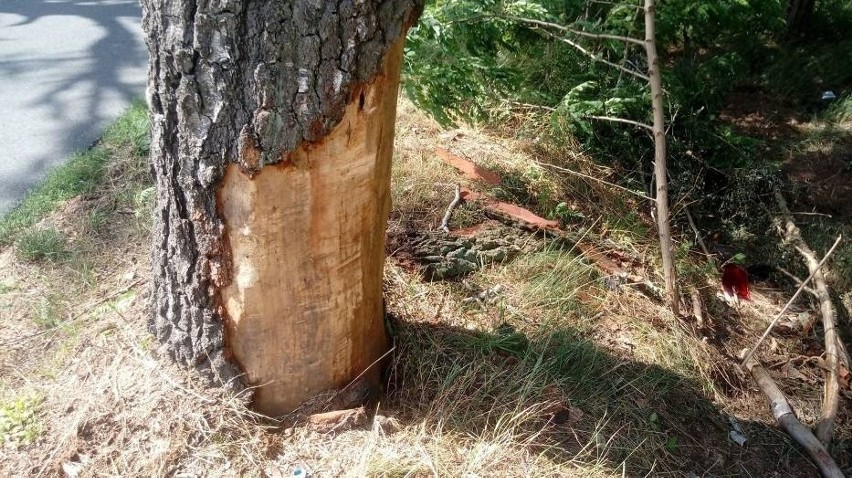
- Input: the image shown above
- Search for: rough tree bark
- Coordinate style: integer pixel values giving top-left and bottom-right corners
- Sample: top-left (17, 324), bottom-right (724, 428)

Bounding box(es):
top-left (644, 0), bottom-right (679, 315)
top-left (142, 0), bottom-right (424, 415)
top-left (785, 0), bottom-right (815, 36)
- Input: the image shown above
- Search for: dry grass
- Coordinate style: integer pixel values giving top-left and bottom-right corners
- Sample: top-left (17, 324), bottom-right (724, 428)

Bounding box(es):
top-left (0, 97), bottom-right (849, 477)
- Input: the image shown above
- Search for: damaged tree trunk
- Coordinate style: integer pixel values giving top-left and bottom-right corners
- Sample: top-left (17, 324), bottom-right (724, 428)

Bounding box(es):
top-left (142, 0), bottom-right (424, 416)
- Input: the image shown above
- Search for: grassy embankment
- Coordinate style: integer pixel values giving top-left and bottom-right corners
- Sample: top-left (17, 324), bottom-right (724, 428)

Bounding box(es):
top-left (1, 97), bottom-right (849, 476)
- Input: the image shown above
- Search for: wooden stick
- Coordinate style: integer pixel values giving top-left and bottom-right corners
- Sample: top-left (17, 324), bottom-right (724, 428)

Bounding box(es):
top-left (744, 359), bottom-right (844, 478)
top-left (775, 266), bottom-right (818, 296)
top-left (773, 188), bottom-right (843, 445)
top-left (690, 288), bottom-right (704, 325)
top-left (684, 207), bottom-right (714, 266)
top-left (440, 184), bottom-right (462, 233)
top-left (740, 235), bottom-right (842, 368)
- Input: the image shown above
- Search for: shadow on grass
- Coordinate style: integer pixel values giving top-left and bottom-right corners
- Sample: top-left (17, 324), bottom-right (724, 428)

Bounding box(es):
top-left (384, 317), bottom-right (842, 476)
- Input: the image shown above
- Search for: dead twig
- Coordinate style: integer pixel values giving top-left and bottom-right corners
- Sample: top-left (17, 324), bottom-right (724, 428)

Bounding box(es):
top-left (773, 188), bottom-right (843, 445)
top-left (740, 235), bottom-right (842, 368)
top-left (744, 359), bottom-right (844, 478)
top-left (520, 23), bottom-right (650, 82)
top-left (501, 15), bottom-right (646, 46)
top-left (775, 266), bottom-right (818, 297)
top-left (690, 288), bottom-right (704, 325)
top-left (583, 114), bottom-right (654, 132)
top-left (684, 207), bottom-right (714, 267)
top-left (1, 278), bottom-right (145, 347)
top-left (440, 184), bottom-right (462, 233)
top-left (536, 161), bottom-right (654, 201)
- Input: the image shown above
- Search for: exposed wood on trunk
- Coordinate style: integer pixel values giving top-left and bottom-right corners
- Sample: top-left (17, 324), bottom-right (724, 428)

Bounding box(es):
top-left (744, 359), bottom-right (844, 478)
top-left (772, 189), bottom-right (842, 446)
top-left (644, 0), bottom-right (679, 315)
top-left (219, 37), bottom-right (405, 414)
top-left (143, 0), bottom-right (424, 415)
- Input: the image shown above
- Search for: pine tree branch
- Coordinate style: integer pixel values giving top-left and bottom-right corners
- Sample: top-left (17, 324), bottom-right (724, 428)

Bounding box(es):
top-left (514, 21), bottom-right (650, 82)
top-left (503, 15), bottom-right (646, 46)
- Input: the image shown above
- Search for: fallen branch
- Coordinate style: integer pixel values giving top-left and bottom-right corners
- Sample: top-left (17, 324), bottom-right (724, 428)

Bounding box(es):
top-left (775, 266), bottom-right (818, 297)
top-left (440, 184), bottom-right (462, 233)
top-left (744, 359), bottom-right (844, 478)
top-left (773, 188), bottom-right (843, 446)
top-left (306, 407), bottom-right (368, 434)
top-left (690, 287), bottom-right (704, 325)
top-left (740, 235), bottom-right (842, 368)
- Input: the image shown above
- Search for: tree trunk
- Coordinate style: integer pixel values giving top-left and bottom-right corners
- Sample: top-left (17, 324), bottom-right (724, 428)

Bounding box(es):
top-left (644, 0), bottom-right (679, 315)
top-left (786, 0), bottom-right (815, 36)
top-left (142, 0), bottom-right (424, 416)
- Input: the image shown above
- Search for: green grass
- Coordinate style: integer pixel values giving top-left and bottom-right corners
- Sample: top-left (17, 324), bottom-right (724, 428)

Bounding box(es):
top-left (85, 206), bottom-right (111, 234)
top-left (101, 99), bottom-right (151, 157)
top-left (826, 93), bottom-right (852, 123)
top-left (505, 248), bottom-right (599, 321)
top-left (0, 150), bottom-right (109, 246)
top-left (0, 393), bottom-right (43, 448)
top-left (33, 295), bottom-right (65, 329)
top-left (14, 228), bottom-right (69, 262)
top-left (387, 317), bottom-right (712, 475)
top-left (0, 99), bottom-right (149, 246)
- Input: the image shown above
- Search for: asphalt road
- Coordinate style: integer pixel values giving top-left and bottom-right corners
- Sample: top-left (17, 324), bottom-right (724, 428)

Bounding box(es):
top-left (0, 0), bottom-right (147, 214)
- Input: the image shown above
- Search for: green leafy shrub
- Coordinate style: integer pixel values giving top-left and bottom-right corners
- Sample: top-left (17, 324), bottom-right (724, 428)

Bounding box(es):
top-left (0, 394), bottom-right (42, 447)
top-left (403, 0), bottom-right (850, 237)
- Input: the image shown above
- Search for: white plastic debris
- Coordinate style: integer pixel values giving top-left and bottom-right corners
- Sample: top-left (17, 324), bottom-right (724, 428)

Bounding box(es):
top-left (729, 429), bottom-right (748, 447)
top-left (727, 416), bottom-right (748, 447)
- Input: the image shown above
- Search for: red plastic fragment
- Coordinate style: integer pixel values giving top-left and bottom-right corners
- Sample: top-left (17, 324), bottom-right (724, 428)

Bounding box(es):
top-left (722, 264), bottom-right (751, 302)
